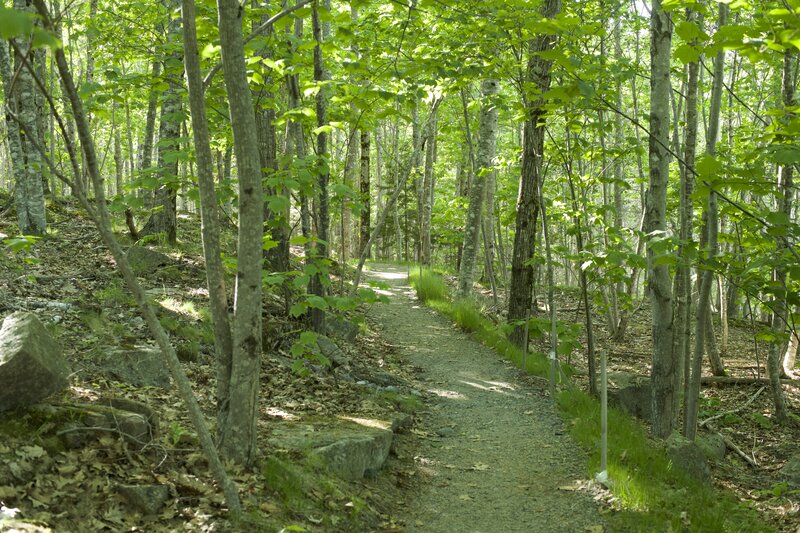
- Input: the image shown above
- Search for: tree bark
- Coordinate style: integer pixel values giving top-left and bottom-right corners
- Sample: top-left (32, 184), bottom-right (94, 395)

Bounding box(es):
top-left (420, 108), bottom-right (437, 266)
top-left (181, 0), bottom-right (234, 446)
top-left (216, 0), bottom-right (265, 464)
top-left (7, 0), bottom-right (47, 236)
top-left (139, 6), bottom-right (182, 245)
top-left (647, 0), bottom-right (677, 439)
top-left (458, 78), bottom-right (499, 298)
top-left (508, 0), bottom-right (561, 347)
top-left (676, 8), bottom-right (700, 430)
top-left (359, 129), bottom-right (371, 258)
top-left (767, 47), bottom-right (795, 424)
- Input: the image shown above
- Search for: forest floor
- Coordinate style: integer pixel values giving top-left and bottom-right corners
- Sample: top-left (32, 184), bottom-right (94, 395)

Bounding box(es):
top-left (362, 263), bottom-right (606, 532)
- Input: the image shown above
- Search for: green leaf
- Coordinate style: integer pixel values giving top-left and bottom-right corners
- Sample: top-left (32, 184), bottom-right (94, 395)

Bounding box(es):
top-left (696, 154), bottom-right (722, 178)
top-left (0, 8), bottom-right (33, 38)
top-left (305, 295), bottom-right (329, 310)
top-left (289, 303), bottom-right (307, 317)
top-left (674, 43), bottom-right (701, 64)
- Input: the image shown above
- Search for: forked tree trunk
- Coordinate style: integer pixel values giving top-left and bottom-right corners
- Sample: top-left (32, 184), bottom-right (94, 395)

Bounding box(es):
top-left (216, 0), bottom-right (265, 463)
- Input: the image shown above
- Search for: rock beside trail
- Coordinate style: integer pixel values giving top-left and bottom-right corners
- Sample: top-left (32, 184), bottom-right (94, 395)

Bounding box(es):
top-left (780, 455), bottom-right (800, 487)
top-left (607, 372), bottom-right (651, 421)
top-left (125, 246), bottom-right (171, 276)
top-left (269, 419), bottom-right (394, 480)
top-left (100, 346), bottom-right (171, 388)
top-left (117, 484), bottom-right (170, 515)
top-left (316, 335), bottom-right (351, 368)
top-left (326, 314), bottom-right (359, 343)
top-left (667, 433), bottom-right (712, 483)
top-left (0, 312), bottom-right (71, 411)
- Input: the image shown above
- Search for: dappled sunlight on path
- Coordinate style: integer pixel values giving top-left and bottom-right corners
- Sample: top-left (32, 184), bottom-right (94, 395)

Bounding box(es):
top-left (365, 263), bottom-right (604, 533)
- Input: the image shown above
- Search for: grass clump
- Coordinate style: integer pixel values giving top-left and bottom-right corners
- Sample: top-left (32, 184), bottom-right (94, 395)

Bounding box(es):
top-left (558, 390), bottom-right (772, 531)
top-left (409, 268), bottom-right (448, 303)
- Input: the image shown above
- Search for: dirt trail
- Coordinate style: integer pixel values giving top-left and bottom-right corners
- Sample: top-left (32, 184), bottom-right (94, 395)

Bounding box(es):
top-left (365, 264), bottom-right (604, 533)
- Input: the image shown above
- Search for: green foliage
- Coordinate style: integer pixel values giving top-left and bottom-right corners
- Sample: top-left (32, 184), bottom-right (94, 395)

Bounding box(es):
top-left (409, 268), bottom-right (448, 303)
top-left (450, 298), bottom-right (485, 333)
top-left (289, 330), bottom-right (328, 376)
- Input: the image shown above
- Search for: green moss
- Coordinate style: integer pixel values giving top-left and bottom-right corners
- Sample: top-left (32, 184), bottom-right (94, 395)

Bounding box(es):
top-left (378, 390), bottom-right (425, 413)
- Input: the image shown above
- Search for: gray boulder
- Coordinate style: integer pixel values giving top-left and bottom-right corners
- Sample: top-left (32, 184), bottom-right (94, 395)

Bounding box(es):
top-left (607, 372), bottom-right (651, 421)
top-left (269, 419), bottom-right (393, 480)
top-left (125, 246), bottom-right (171, 276)
top-left (667, 433), bottom-right (712, 483)
top-left (117, 484), bottom-right (170, 514)
top-left (696, 432), bottom-right (727, 462)
top-left (0, 312), bottom-right (71, 411)
top-left (101, 346), bottom-right (171, 388)
top-left (326, 314), bottom-right (359, 343)
top-left (316, 335), bottom-right (350, 368)
top-left (780, 454), bottom-right (800, 488)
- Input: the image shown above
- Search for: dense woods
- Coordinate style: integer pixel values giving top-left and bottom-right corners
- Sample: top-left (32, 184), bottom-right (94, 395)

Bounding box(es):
top-left (2, 0), bottom-right (800, 529)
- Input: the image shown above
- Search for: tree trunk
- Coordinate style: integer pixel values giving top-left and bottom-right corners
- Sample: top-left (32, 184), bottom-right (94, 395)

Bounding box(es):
top-left (216, 0), bottom-right (265, 464)
top-left (508, 0), bottom-right (561, 347)
top-left (686, 3), bottom-right (729, 441)
top-left (308, 1), bottom-right (330, 333)
top-left (676, 7), bottom-right (700, 420)
top-left (7, 0), bottom-right (47, 236)
top-left (139, 8), bottom-right (182, 245)
top-left (420, 108), bottom-right (437, 266)
top-left (767, 48), bottom-right (795, 424)
top-left (181, 0), bottom-right (234, 450)
top-left (647, 0), bottom-right (677, 439)
top-left (458, 78), bottom-right (499, 298)
top-left (359, 130), bottom-right (371, 258)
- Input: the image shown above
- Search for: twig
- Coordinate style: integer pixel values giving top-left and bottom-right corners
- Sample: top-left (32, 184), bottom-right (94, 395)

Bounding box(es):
top-left (705, 423), bottom-right (759, 468)
top-left (699, 386), bottom-right (766, 428)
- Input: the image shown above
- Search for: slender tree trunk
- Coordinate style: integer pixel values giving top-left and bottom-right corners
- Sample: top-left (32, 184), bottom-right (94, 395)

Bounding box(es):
top-left (685, 4), bottom-right (729, 440)
top-left (420, 109), bottom-right (437, 266)
top-left (508, 0), bottom-right (561, 347)
top-left (647, 0), bottom-right (677, 439)
top-left (7, 0), bottom-right (47, 235)
top-left (139, 7), bottom-right (182, 244)
top-left (458, 79), bottom-right (499, 298)
top-left (181, 0), bottom-right (234, 448)
top-left (308, 1), bottom-right (330, 333)
top-left (767, 48), bottom-right (794, 424)
top-left (359, 130), bottom-right (371, 257)
top-left (139, 60), bottom-right (161, 174)
top-left (676, 8), bottom-right (700, 420)
top-left (216, 0), bottom-right (265, 464)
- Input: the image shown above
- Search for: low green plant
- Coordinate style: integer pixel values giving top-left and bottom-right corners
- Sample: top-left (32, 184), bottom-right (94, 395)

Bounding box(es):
top-left (450, 298), bottom-right (485, 332)
top-left (408, 268), bottom-right (448, 303)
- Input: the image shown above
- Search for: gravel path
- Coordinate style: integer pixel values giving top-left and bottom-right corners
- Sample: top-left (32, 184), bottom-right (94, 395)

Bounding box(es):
top-left (365, 264), bottom-right (604, 533)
